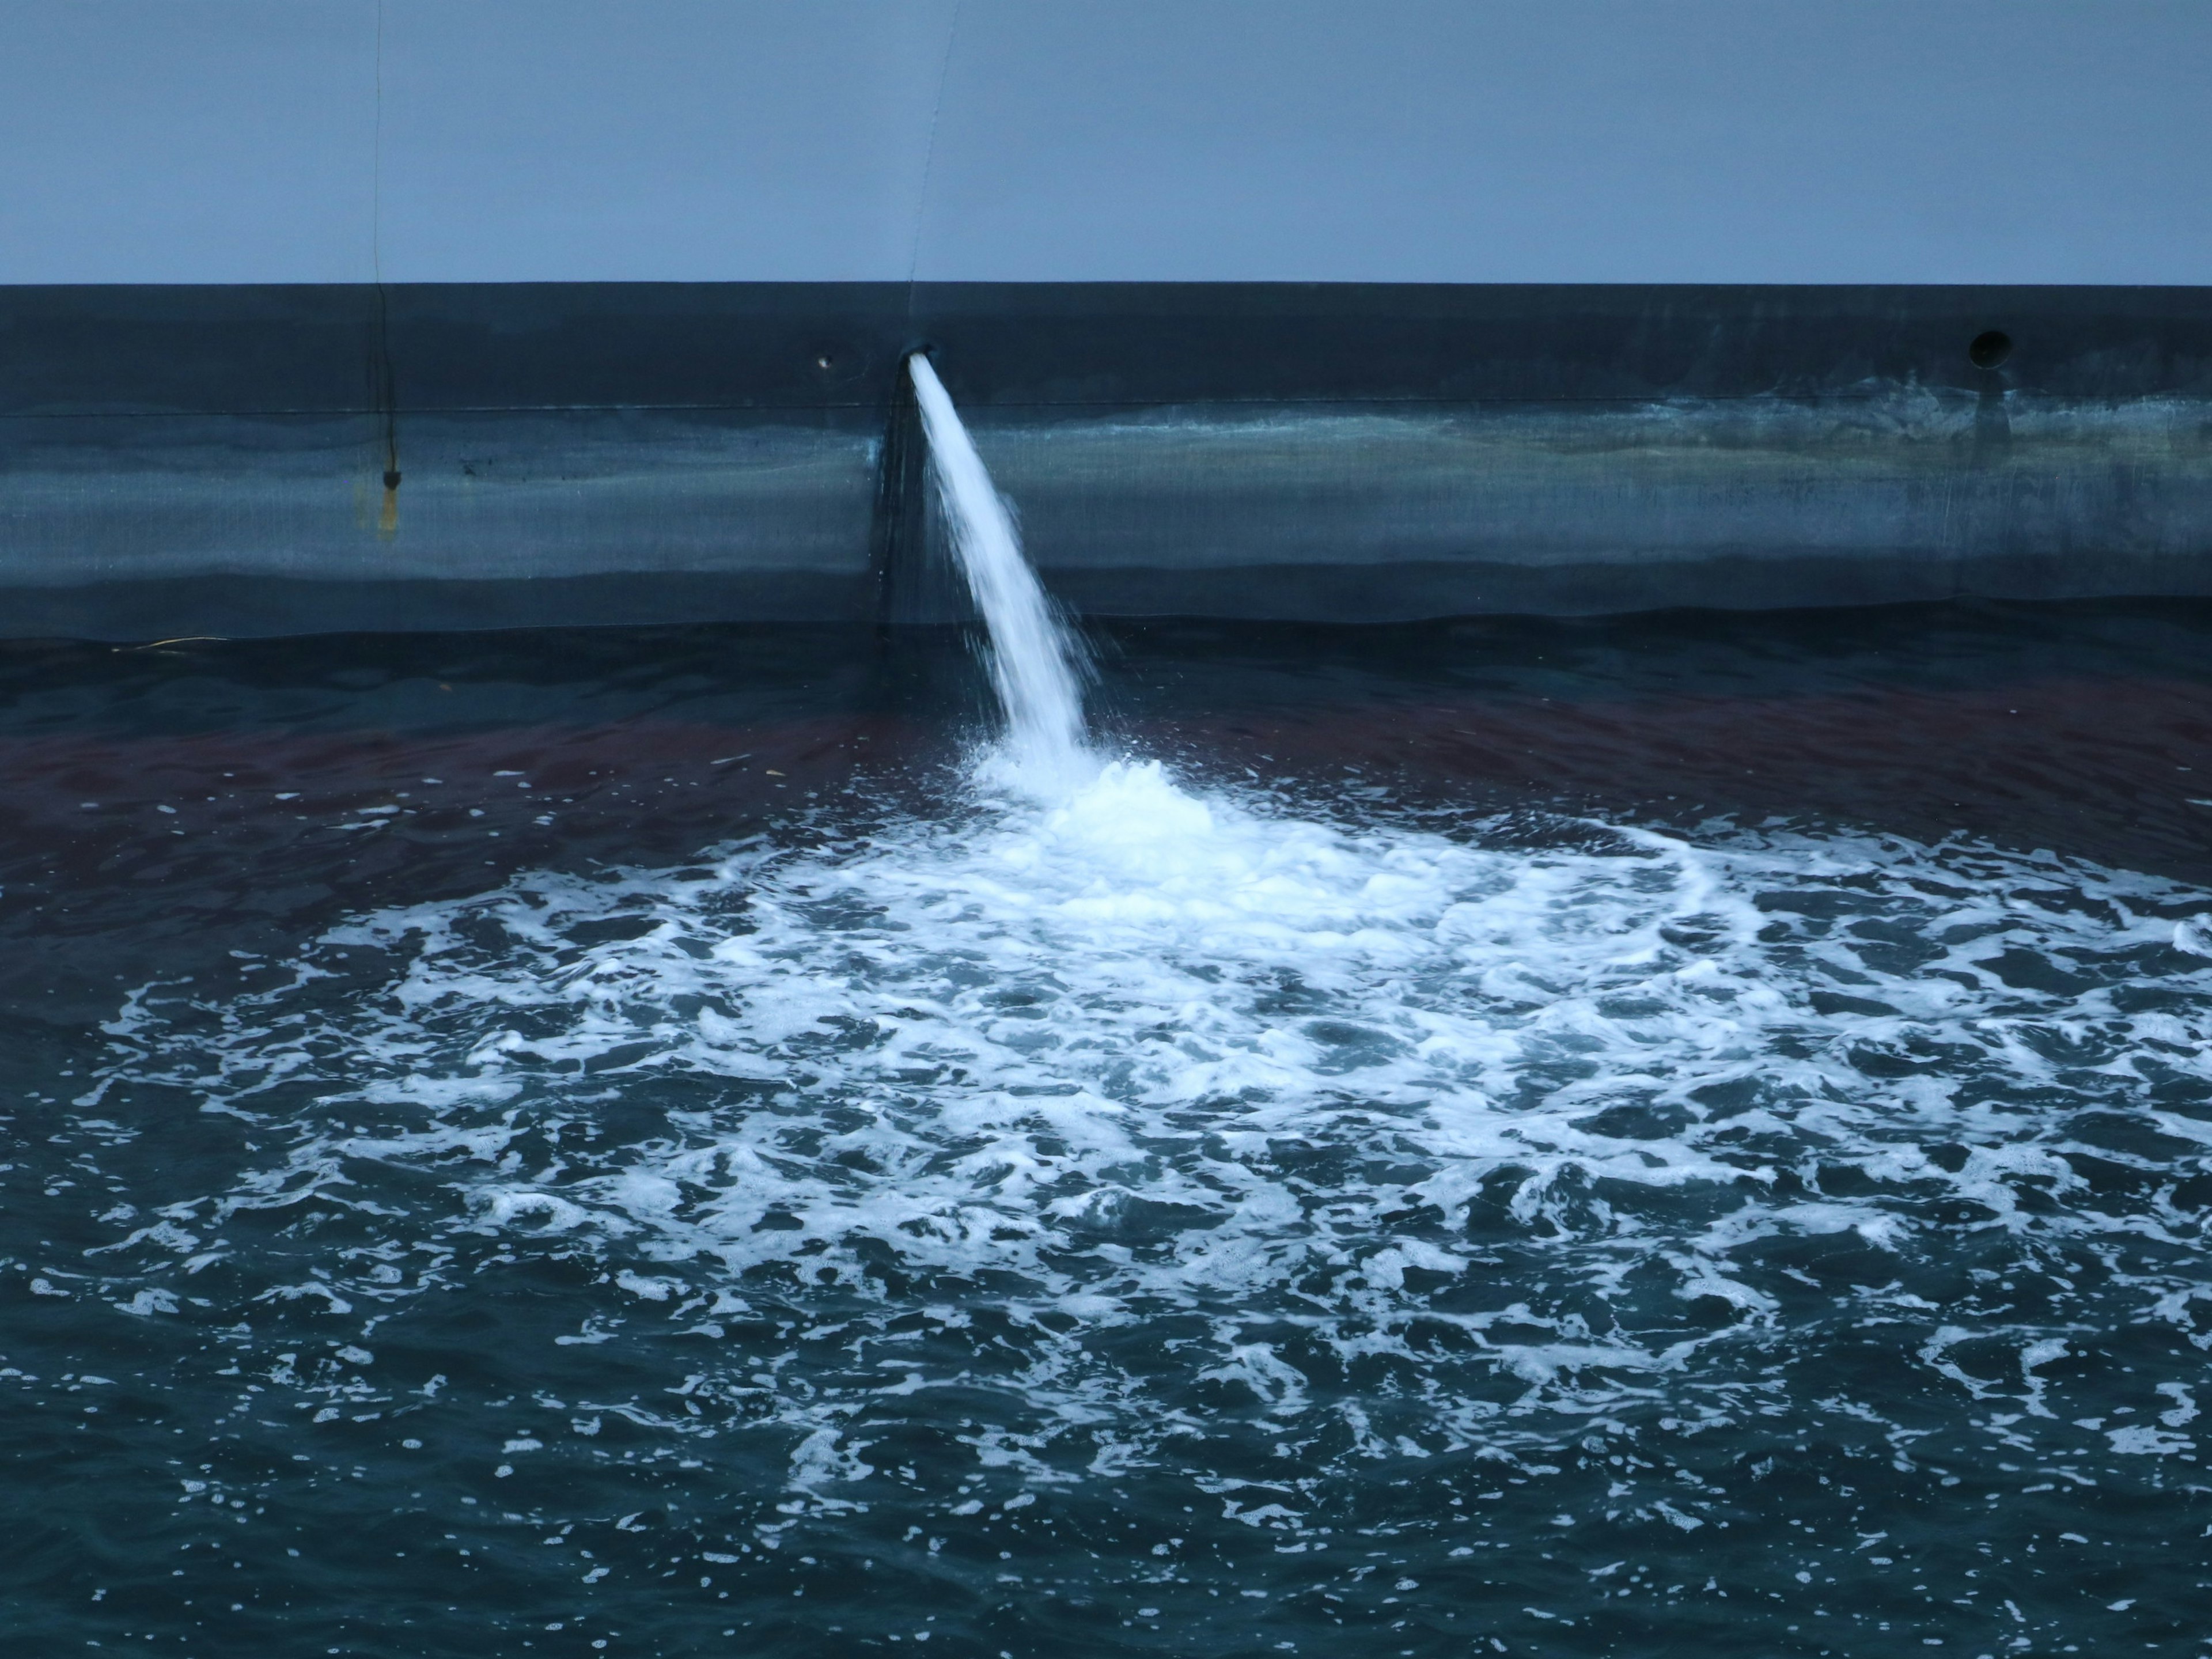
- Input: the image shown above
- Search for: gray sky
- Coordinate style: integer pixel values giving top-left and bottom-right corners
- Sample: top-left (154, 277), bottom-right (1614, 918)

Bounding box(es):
top-left (2, 0), bottom-right (2206, 284)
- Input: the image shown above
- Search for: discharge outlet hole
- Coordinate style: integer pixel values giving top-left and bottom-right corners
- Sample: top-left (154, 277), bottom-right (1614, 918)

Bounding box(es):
top-left (1968, 330), bottom-right (2013, 369)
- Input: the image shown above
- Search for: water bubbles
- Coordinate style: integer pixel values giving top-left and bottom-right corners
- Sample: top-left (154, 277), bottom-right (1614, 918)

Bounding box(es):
top-left (90, 756), bottom-right (2212, 1506)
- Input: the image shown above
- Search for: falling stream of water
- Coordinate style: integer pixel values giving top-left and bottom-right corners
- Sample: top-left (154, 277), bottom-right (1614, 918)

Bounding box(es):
top-left (908, 353), bottom-right (1095, 790)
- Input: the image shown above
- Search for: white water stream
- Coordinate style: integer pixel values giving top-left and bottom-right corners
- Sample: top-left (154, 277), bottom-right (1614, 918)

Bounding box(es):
top-left (908, 353), bottom-right (1096, 791)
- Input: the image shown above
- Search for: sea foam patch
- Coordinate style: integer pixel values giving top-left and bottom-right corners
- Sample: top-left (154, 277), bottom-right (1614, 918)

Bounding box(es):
top-left (82, 758), bottom-right (2212, 1516)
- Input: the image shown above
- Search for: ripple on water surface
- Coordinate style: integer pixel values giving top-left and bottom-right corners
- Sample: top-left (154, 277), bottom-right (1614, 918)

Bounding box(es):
top-left (12, 755), bottom-right (2211, 1654)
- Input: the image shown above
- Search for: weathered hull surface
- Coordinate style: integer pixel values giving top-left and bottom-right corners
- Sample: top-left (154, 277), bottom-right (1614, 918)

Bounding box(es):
top-left (2, 282), bottom-right (2207, 637)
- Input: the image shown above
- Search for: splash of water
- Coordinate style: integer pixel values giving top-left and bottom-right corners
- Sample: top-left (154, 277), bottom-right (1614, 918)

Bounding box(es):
top-left (38, 359), bottom-right (2212, 1654)
top-left (908, 353), bottom-right (1094, 791)
top-left (56, 647), bottom-right (2212, 1647)
top-left (89, 786), bottom-right (2212, 1494)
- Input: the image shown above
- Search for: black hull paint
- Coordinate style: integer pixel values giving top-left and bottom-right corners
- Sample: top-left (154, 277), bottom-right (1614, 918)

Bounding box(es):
top-left (2, 282), bottom-right (2208, 637)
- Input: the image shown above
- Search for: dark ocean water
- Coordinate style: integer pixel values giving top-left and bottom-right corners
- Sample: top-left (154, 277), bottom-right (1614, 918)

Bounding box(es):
top-left (5, 601), bottom-right (2212, 1657)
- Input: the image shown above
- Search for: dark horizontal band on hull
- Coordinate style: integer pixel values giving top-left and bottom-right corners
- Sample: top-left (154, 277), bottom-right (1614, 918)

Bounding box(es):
top-left (2, 282), bottom-right (2208, 638)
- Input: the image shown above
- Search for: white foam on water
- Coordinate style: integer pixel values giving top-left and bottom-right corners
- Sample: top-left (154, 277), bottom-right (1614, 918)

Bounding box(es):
top-left (90, 761), bottom-right (2212, 1494)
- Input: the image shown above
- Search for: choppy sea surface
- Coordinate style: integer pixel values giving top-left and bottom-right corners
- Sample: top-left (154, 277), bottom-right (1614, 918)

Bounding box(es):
top-left (6, 603), bottom-right (2212, 1656)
